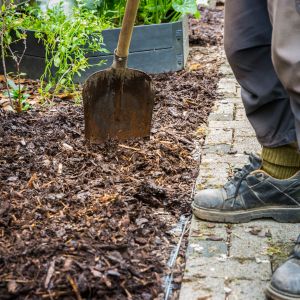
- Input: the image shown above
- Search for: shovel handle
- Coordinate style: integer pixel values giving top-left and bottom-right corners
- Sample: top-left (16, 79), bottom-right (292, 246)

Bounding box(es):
top-left (116, 0), bottom-right (140, 59)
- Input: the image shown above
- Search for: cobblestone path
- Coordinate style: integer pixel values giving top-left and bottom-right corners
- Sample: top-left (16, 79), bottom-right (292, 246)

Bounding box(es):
top-left (179, 53), bottom-right (299, 300)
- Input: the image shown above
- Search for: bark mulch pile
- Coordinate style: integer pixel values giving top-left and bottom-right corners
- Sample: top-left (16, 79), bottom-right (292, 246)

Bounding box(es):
top-left (189, 5), bottom-right (224, 46)
top-left (0, 7), bottom-right (224, 300)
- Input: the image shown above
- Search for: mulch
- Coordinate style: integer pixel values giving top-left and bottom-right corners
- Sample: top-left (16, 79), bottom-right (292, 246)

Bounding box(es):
top-left (0, 6), bottom-right (224, 300)
top-left (189, 5), bottom-right (224, 46)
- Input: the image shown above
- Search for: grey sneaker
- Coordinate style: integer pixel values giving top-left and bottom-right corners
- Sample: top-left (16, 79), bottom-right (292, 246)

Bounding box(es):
top-left (192, 154), bottom-right (300, 223)
top-left (266, 235), bottom-right (300, 300)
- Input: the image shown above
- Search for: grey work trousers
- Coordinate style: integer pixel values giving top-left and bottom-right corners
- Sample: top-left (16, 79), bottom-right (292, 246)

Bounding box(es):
top-left (224, 0), bottom-right (300, 148)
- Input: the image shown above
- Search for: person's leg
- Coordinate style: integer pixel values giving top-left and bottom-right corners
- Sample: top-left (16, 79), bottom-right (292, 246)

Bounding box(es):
top-left (268, 0), bottom-right (300, 148)
top-left (225, 0), bottom-right (300, 180)
top-left (191, 0), bottom-right (300, 223)
top-left (265, 1), bottom-right (300, 299)
top-left (224, 0), bottom-right (297, 147)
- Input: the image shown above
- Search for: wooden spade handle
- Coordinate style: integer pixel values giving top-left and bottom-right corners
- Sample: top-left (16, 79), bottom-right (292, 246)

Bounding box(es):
top-left (116, 0), bottom-right (140, 58)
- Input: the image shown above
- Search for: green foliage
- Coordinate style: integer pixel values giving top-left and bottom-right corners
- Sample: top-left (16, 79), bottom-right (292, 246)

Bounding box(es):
top-left (0, 1), bottom-right (30, 112)
top-left (172, 0), bottom-right (200, 19)
top-left (19, 2), bottom-right (110, 97)
top-left (1, 1), bottom-right (26, 46)
top-left (1, 0), bottom-right (199, 104)
top-left (79, 0), bottom-right (199, 26)
top-left (4, 78), bottom-right (31, 112)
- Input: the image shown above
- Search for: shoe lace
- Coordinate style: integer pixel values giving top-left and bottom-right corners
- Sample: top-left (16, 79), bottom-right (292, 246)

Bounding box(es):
top-left (225, 164), bottom-right (254, 199)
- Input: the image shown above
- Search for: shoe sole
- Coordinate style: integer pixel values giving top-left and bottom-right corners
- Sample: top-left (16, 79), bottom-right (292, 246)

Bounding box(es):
top-left (192, 203), bottom-right (300, 223)
top-left (265, 284), bottom-right (300, 300)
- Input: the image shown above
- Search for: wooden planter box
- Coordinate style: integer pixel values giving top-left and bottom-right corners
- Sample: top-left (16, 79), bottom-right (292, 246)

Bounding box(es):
top-left (1, 17), bottom-right (189, 82)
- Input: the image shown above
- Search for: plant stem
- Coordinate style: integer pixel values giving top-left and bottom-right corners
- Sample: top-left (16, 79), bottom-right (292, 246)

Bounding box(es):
top-left (7, 30), bottom-right (27, 112)
top-left (51, 66), bottom-right (72, 102)
top-left (0, 17), bottom-right (13, 108)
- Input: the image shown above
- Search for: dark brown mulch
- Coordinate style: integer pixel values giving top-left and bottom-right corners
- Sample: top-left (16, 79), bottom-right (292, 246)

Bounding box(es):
top-left (189, 5), bottom-right (224, 46)
top-left (0, 10), bottom-right (223, 300)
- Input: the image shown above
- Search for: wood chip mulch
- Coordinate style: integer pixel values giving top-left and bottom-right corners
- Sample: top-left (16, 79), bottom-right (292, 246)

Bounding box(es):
top-left (0, 6), bottom-right (224, 300)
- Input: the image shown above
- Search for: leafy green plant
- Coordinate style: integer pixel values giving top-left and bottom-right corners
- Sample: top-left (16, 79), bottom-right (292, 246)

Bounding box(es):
top-left (1, 0), bottom-right (199, 105)
top-left (19, 2), bottom-right (110, 98)
top-left (0, 0), bottom-right (30, 112)
top-left (79, 0), bottom-right (199, 26)
top-left (4, 78), bottom-right (31, 111)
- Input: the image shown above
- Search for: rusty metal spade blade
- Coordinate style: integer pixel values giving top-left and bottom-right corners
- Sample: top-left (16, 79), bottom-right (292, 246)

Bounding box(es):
top-left (83, 0), bottom-right (154, 144)
top-left (83, 66), bottom-right (154, 143)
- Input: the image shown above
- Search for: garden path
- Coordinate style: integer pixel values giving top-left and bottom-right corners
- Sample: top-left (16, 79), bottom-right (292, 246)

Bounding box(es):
top-left (179, 52), bottom-right (300, 300)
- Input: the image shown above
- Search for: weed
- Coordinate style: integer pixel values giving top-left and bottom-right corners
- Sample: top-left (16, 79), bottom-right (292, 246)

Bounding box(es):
top-left (0, 0), bottom-right (30, 112)
top-left (4, 77), bottom-right (31, 111)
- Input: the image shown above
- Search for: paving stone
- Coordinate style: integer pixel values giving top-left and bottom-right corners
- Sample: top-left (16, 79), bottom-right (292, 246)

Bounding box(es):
top-left (235, 128), bottom-right (256, 138)
top-left (205, 128), bottom-right (233, 145)
top-left (218, 78), bottom-right (238, 97)
top-left (186, 240), bottom-right (228, 258)
top-left (184, 256), bottom-right (228, 278)
top-left (179, 277), bottom-right (225, 300)
top-left (208, 112), bottom-right (234, 121)
top-left (219, 63), bottom-right (233, 77)
top-left (196, 163), bottom-right (229, 188)
top-left (232, 136), bottom-right (262, 154)
top-left (211, 101), bottom-right (235, 114)
top-left (209, 120), bottom-right (251, 129)
top-left (227, 279), bottom-right (269, 300)
top-left (235, 108), bottom-right (247, 121)
top-left (190, 217), bottom-right (228, 241)
top-left (230, 223), bottom-right (271, 260)
top-left (201, 153), bottom-right (249, 168)
top-left (202, 144), bottom-right (232, 155)
top-left (217, 97), bottom-right (243, 105)
top-left (185, 257), bottom-right (271, 280)
top-left (252, 221), bottom-right (299, 243)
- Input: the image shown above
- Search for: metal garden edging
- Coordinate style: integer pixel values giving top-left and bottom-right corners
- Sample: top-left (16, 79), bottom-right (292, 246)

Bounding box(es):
top-left (1, 16), bottom-right (189, 82)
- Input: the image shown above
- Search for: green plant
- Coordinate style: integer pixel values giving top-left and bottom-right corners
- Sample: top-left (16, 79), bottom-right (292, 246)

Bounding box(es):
top-left (79, 0), bottom-right (199, 26)
top-left (0, 0), bottom-right (30, 112)
top-left (4, 78), bottom-right (31, 111)
top-left (1, 0), bottom-right (199, 105)
top-left (19, 2), bottom-right (110, 98)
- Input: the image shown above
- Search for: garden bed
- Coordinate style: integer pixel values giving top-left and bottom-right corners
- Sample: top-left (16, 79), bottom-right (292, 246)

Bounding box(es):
top-left (3, 17), bottom-right (189, 82)
top-left (0, 6), bottom-right (224, 300)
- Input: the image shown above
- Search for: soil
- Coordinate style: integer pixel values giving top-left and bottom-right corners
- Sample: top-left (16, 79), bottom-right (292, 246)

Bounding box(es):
top-left (0, 6), bottom-right (224, 300)
top-left (189, 5), bottom-right (224, 46)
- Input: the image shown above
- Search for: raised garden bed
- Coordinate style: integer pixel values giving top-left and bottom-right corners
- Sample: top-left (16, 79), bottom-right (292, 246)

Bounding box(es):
top-left (2, 17), bottom-right (189, 82)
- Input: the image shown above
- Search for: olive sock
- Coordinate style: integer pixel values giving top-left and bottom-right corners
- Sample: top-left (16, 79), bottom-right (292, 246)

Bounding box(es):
top-left (261, 144), bottom-right (300, 179)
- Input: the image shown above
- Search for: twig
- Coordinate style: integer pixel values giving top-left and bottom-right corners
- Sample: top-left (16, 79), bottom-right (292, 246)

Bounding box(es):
top-left (51, 66), bottom-right (72, 102)
top-left (7, 29), bottom-right (27, 112)
top-left (67, 275), bottom-right (82, 300)
top-left (118, 144), bottom-right (142, 152)
top-left (0, 19), bottom-right (13, 107)
top-left (44, 259), bottom-right (55, 289)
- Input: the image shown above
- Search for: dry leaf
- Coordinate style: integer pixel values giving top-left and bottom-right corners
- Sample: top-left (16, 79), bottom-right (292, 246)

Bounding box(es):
top-left (57, 92), bottom-right (77, 100)
top-left (98, 193), bottom-right (119, 203)
top-left (188, 63), bottom-right (204, 71)
top-left (27, 173), bottom-right (37, 188)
